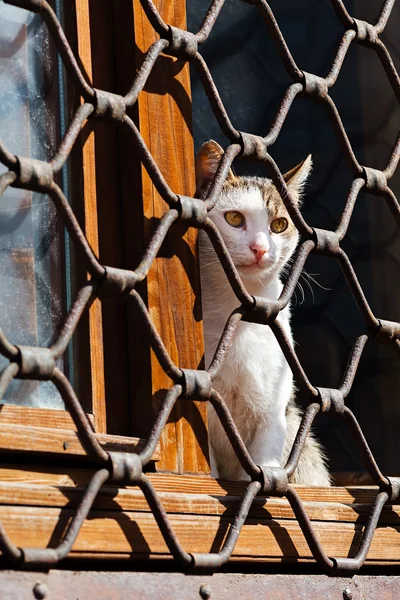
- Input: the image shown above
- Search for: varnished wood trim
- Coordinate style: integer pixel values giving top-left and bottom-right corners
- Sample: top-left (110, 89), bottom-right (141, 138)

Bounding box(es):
top-left (74, 0), bottom-right (107, 433)
top-left (131, 0), bottom-right (209, 473)
top-left (0, 479), bottom-right (396, 526)
top-left (0, 500), bottom-right (398, 563)
top-left (0, 470), bottom-right (384, 505)
top-left (0, 470), bottom-right (397, 563)
top-left (0, 424), bottom-right (159, 460)
top-left (0, 405), bottom-right (94, 430)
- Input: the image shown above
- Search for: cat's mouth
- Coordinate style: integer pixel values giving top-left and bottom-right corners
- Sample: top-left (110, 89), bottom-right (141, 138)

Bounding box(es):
top-left (238, 258), bottom-right (277, 277)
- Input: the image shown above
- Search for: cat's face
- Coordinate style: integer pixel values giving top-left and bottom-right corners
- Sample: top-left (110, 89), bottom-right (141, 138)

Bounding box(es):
top-left (195, 141), bottom-right (312, 283)
top-left (207, 179), bottom-right (299, 281)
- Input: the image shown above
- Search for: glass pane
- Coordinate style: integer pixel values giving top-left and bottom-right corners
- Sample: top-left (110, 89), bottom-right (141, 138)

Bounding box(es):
top-left (0, 2), bottom-right (65, 408)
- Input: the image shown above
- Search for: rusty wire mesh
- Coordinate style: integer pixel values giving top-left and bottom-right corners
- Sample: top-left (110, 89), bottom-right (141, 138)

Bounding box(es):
top-left (0, 0), bottom-right (399, 573)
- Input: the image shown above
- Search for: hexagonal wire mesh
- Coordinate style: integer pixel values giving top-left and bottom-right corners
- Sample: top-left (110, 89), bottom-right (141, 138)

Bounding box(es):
top-left (0, 0), bottom-right (399, 573)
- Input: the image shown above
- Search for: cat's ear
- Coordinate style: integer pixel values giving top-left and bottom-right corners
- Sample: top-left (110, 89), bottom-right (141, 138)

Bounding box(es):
top-left (195, 140), bottom-right (235, 191)
top-left (283, 155), bottom-right (312, 198)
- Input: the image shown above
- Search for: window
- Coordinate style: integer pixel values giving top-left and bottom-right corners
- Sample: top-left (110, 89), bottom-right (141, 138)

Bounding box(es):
top-left (0, 0), bottom-right (399, 575)
top-left (0, 1), bottom-right (65, 409)
top-left (0, 0), bottom-right (154, 454)
top-left (188, 0), bottom-right (400, 477)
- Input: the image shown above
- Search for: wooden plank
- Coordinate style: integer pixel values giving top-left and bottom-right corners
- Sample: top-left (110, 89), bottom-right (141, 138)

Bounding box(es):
top-left (131, 0), bottom-right (208, 473)
top-left (0, 480), bottom-right (398, 526)
top-left (0, 466), bottom-right (93, 487)
top-left (0, 424), bottom-right (159, 460)
top-left (0, 405), bottom-right (94, 429)
top-left (0, 504), bottom-right (400, 563)
top-left (81, 0), bottom-right (135, 437)
top-left (74, 0), bottom-right (107, 433)
top-left (0, 469), bottom-right (394, 525)
top-left (111, 1), bottom-right (154, 446)
top-left (0, 469), bottom-right (397, 564)
top-left (333, 472), bottom-right (379, 486)
top-left (0, 470), bottom-right (384, 505)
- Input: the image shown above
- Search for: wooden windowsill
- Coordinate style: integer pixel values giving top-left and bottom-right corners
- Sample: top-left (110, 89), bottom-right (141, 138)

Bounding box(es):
top-left (0, 405), bottom-right (95, 430)
top-left (0, 424), bottom-right (160, 461)
top-left (0, 468), bottom-right (397, 565)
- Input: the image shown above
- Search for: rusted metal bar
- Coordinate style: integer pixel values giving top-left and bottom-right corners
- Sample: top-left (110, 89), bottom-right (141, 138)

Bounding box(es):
top-left (130, 210), bottom-right (179, 282)
top-left (208, 309), bottom-right (244, 379)
top-left (193, 54), bottom-right (241, 142)
top-left (284, 403), bottom-right (321, 478)
top-left (123, 115), bottom-right (179, 207)
top-left (54, 469), bottom-right (110, 561)
top-left (339, 334), bottom-right (369, 397)
top-left (124, 39), bottom-right (169, 106)
top-left (48, 183), bottom-right (105, 279)
top-left (195, 0), bottom-right (226, 45)
top-left (192, 480), bottom-right (262, 568)
top-left (0, 363), bottom-right (19, 401)
top-left (52, 369), bottom-right (109, 463)
top-left (204, 144), bottom-right (242, 210)
top-left (203, 219), bottom-right (255, 308)
top-left (139, 385), bottom-right (183, 464)
top-left (50, 103), bottom-right (94, 173)
top-left (0, 0), bottom-right (398, 575)
top-left (139, 474), bottom-right (193, 567)
top-left (255, 0), bottom-right (304, 81)
top-left (130, 291), bottom-right (183, 383)
top-left (209, 390), bottom-right (262, 480)
top-left (264, 83), bottom-right (303, 146)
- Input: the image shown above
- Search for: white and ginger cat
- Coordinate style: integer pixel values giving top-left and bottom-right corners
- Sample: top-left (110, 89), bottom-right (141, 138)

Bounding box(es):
top-left (196, 140), bottom-right (330, 486)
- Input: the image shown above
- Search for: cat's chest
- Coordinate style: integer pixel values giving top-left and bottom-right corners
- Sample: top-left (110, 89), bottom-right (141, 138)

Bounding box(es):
top-left (222, 319), bottom-right (286, 374)
top-left (213, 309), bottom-right (292, 402)
top-left (205, 298), bottom-right (291, 365)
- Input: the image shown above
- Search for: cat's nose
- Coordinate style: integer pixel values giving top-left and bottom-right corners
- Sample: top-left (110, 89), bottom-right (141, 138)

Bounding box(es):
top-left (250, 246), bottom-right (267, 262)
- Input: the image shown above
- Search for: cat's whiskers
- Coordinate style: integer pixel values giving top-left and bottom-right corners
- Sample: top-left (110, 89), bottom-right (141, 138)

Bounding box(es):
top-left (280, 256), bottom-right (304, 306)
top-left (297, 280), bottom-right (305, 305)
top-left (299, 272), bottom-right (316, 303)
top-left (302, 271), bottom-right (331, 292)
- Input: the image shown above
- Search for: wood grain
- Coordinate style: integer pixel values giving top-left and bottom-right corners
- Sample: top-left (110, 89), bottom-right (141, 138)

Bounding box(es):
top-left (0, 503), bottom-right (399, 564)
top-left (75, 0), bottom-right (107, 433)
top-left (0, 405), bottom-right (94, 430)
top-left (0, 424), bottom-right (159, 460)
top-left (0, 469), bottom-right (397, 564)
top-left (132, 0), bottom-right (209, 474)
top-left (83, 0), bottom-right (136, 437)
top-left (0, 470), bottom-right (383, 504)
top-left (0, 480), bottom-right (397, 526)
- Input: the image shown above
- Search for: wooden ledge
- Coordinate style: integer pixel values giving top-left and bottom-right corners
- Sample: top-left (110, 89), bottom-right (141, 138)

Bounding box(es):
top-left (0, 405), bottom-right (94, 430)
top-left (0, 468), bottom-right (398, 564)
top-left (0, 424), bottom-right (160, 461)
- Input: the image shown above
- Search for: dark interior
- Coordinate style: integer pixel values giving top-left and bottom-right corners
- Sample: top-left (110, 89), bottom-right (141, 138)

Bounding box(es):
top-left (188, 0), bottom-right (400, 475)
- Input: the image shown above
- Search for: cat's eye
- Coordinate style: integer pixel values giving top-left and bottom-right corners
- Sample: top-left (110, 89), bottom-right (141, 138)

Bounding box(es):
top-left (225, 211), bottom-right (244, 228)
top-left (270, 217), bottom-right (288, 234)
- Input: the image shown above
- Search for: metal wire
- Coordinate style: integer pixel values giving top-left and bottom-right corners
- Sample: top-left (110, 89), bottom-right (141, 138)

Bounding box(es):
top-left (0, 0), bottom-right (399, 573)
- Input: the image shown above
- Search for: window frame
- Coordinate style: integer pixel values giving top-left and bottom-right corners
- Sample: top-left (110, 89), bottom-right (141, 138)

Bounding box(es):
top-left (0, 0), bottom-right (209, 467)
top-left (0, 0), bottom-right (161, 459)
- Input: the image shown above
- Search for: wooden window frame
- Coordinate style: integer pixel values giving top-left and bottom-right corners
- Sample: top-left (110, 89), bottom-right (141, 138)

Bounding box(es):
top-left (0, 0), bottom-right (399, 570)
top-left (0, 0), bottom-right (164, 459)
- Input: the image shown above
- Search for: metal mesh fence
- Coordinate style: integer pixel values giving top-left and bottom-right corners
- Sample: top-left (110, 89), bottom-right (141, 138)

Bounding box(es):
top-left (0, 0), bottom-right (399, 573)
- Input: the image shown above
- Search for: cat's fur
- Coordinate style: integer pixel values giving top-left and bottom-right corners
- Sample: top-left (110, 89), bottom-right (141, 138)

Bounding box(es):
top-left (196, 140), bottom-right (330, 486)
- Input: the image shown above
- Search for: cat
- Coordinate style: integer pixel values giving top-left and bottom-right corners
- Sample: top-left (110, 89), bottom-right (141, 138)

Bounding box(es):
top-left (196, 140), bottom-right (330, 486)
